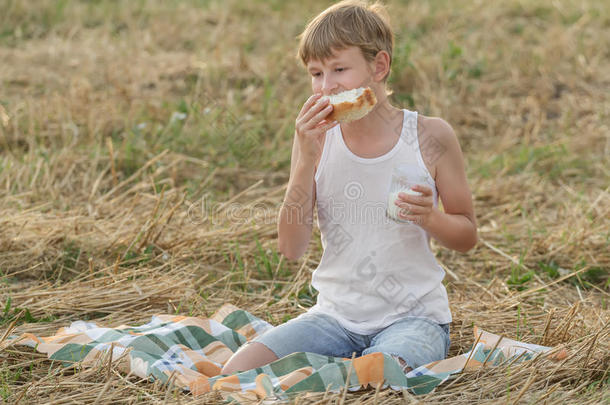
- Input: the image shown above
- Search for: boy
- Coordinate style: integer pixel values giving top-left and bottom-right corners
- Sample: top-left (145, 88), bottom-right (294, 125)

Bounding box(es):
top-left (221, 0), bottom-right (477, 375)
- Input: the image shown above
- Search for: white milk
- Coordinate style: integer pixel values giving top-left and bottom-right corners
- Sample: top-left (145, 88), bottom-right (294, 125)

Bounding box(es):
top-left (386, 188), bottom-right (422, 222)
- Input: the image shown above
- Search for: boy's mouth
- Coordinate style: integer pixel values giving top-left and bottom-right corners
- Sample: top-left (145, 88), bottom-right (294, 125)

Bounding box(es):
top-left (320, 87), bottom-right (378, 123)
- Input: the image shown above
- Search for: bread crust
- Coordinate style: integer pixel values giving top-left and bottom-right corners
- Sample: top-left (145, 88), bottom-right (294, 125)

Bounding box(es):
top-left (326, 88), bottom-right (377, 123)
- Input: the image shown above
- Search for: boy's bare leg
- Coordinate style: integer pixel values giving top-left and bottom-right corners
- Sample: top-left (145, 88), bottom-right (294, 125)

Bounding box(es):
top-left (221, 342), bottom-right (279, 375)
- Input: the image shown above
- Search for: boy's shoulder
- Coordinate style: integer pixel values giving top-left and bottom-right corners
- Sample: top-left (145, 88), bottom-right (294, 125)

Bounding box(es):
top-left (417, 114), bottom-right (456, 143)
top-left (416, 114), bottom-right (461, 179)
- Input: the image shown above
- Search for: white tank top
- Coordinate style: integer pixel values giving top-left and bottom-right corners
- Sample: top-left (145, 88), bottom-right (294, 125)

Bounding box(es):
top-left (305, 108), bottom-right (452, 335)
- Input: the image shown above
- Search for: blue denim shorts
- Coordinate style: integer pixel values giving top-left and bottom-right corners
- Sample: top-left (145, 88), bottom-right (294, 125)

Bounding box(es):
top-left (248, 311), bottom-right (450, 370)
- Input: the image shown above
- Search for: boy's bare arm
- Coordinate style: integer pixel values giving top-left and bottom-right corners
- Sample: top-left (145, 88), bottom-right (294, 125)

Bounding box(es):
top-left (417, 118), bottom-right (478, 253)
top-left (278, 94), bottom-right (335, 260)
top-left (277, 134), bottom-right (317, 260)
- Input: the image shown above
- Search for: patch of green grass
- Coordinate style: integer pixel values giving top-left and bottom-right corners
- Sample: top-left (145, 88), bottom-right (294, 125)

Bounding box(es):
top-left (390, 39), bottom-right (414, 77)
top-left (570, 259), bottom-right (609, 290)
top-left (561, 10), bottom-right (586, 26)
top-left (537, 260), bottom-right (560, 279)
top-left (0, 0), bottom-right (69, 46)
top-left (0, 363), bottom-right (21, 400)
top-left (226, 242), bottom-right (245, 274)
top-left (2, 296), bottom-right (11, 320)
top-left (223, 241), bottom-right (249, 291)
top-left (1, 296), bottom-right (56, 327)
top-left (253, 236), bottom-right (287, 280)
top-left (507, 254), bottom-right (534, 291)
top-left (119, 96), bottom-right (271, 171)
top-left (536, 259), bottom-right (608, 291)
top-left (475, 143), bottom-right (596, 180)
top-left (61, 240), bottom-right (81, 270)
top-left (392, 92), bottom-right (416, 109)
top-left (0, 268), bottom-right (19, 285)
top-left (507, 3), bottom-right (554, 22)
top-left (509, 22), bottom-right (524, 35)
top-left (47, 240), bottom-right (83, 281)
top-left (408, 14), bottom-right (436, 39)
top-left (123, 244), bottom-right (156, 267)
top-left (507, 268), bottom-right (533, 291)
top-left (294, 284), bottom-right (316, 308)
top-left (264, 309), bottom-right (277, 325)
top-left (438, 37), bottom-right (487, 82)
top-left (443, 40), bottom-right (463, 82)
top-left (467, 59), bottom-right (485, 78)
top-left (0, 0), bottom-right (216, 47)
top-left (580, 266), bottom-right (607, 286)
top-left (118, 124), bottom-right (158, 178)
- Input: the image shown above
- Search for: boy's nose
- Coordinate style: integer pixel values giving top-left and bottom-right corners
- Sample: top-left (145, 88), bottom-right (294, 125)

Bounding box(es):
top-left (322, 78), bottom-right (338, 95)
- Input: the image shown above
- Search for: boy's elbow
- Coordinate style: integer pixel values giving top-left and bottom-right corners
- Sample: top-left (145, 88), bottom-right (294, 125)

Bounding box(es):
top-left (278, 240), bottom-right (303, 261)
top-left (282, 252), bottom-right (300, 261)
top-left (459, 229), bottom-right (478, 253)
top-left (458, 241), bottom-right (476, 254)
top-left (280, 249), bottom-right (302, 261)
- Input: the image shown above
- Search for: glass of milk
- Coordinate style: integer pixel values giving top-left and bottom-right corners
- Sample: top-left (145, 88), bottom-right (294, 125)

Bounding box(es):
top-left (386, 163), bottom-right (427, 224)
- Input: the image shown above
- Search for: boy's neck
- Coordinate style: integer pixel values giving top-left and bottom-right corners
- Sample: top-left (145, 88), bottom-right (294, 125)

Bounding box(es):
top-left (340, 96), bottom-right (402, 140)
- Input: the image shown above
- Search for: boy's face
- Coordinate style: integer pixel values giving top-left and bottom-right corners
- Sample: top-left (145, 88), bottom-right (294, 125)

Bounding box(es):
top-left (306, 46), bottom-right (376, 96)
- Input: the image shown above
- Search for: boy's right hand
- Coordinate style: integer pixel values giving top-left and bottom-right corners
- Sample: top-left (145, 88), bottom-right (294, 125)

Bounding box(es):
top-left (295, 93), bottom-right (337, 164)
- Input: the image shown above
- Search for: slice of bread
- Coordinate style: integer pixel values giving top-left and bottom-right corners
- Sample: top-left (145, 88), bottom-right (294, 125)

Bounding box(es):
top-left (322, 87), bottom-right (377, 123)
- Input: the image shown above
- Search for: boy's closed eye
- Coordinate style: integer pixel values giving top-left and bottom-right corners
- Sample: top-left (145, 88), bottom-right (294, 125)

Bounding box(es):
top-left (311, 68), bottom-right (347, 77)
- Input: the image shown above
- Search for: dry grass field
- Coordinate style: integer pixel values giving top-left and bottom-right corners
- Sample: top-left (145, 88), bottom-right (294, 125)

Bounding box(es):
top-left (0, 0), bottom-right (608, 403)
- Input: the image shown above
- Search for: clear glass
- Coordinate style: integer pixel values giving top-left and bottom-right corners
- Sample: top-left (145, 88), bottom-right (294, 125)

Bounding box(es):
top-left (386, 163), bottom-right (427, 224)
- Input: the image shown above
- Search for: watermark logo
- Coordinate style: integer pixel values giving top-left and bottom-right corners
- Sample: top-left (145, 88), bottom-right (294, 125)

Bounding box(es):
top-left (343, 181), bottom-right (364, 200)
top-left (325, 223), bottom-right (354, 256)
top-left (349, 248), bottom-right (428, 318)
top-left (370, 95), bottom-right (448, 167)
top-left (200, 91), bottom-right (243, 138)
top-left (186, 194), bottom-right (277, 226)
top-left (355, 250), bottom-right (377, 280)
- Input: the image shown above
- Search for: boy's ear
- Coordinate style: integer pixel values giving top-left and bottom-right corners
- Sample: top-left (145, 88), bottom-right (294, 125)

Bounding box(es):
top-left (372, 50), bottom-right (391, 82)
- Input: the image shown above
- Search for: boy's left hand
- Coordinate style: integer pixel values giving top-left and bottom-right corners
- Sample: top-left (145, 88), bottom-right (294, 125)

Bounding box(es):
top-left (395, 184), bottom-right (435, 227)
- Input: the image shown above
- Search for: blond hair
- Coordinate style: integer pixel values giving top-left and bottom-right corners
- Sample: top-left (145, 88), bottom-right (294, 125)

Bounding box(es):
top-left (296, 0), bottom-right (394, 82)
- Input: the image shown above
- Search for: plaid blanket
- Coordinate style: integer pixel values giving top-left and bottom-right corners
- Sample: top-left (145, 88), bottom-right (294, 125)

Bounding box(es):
top-left (11, 303), bottom-right (568, 403)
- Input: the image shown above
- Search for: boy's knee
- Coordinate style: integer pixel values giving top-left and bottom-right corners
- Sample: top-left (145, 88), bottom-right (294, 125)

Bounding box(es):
top-left (220, 363), bottom-right (239, 375)
top-left (392, 354), bottom-right (407, 367)
top-left (391, 354), bottom-right (413, 373)
top-left (220, 341), bottom-right (278, 375)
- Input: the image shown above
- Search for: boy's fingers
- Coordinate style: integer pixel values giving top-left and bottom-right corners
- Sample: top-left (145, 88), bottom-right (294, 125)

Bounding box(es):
top-left (307, 98), bottom-right (328, 117)
top-left (396, 201), bottom-right (422, 215)
top-left (323, 120), bottom-right (339, 133)
top-left (398, 193), bottom-right (429, 207)
top-left (302, 99), bottom-right (331, 129)
top-left (315, 118), bottom-right (338, 131)
top-left (412, 185), bottom-right (433, 196)
top-left (314, 104), bottom-right (333, 122)
top-left (298, 93), bottom-right (322, 117)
